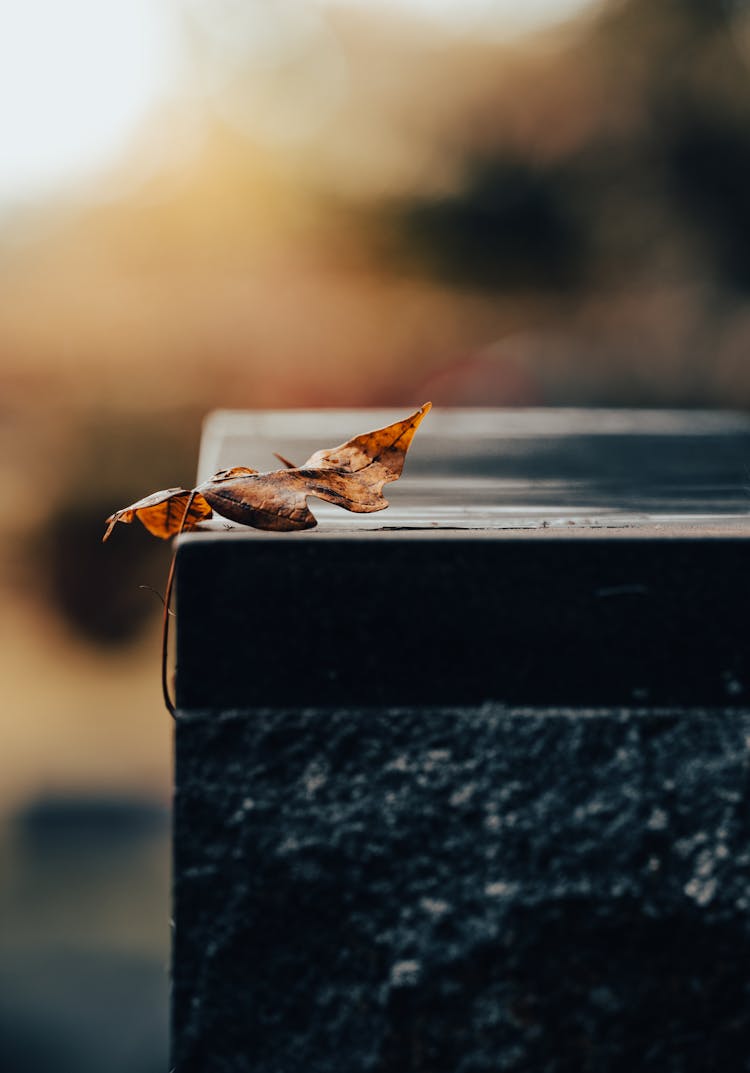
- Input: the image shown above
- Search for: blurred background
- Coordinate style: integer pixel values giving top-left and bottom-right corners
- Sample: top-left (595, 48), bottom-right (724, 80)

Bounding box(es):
top-left (2, 0), bottom-right (750, 1068)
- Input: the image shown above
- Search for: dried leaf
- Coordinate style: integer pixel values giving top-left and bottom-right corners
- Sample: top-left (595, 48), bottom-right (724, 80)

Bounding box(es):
top-left (197, 402), bottom-right (431, 531)
top-left (103, 403), bottom-right (431, 538)
top-left (104, 404), bottom-right (431, 717)
top-left (102, 488), bottom-right (213, 542)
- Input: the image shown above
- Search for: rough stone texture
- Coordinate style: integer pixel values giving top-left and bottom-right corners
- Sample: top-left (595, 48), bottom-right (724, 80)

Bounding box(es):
top-left (173, 706), bottom-right (750, 1072)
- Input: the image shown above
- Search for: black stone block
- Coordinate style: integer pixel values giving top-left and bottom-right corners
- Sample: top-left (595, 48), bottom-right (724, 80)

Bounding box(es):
top-left (172, 409), bottom-right (750, 1071)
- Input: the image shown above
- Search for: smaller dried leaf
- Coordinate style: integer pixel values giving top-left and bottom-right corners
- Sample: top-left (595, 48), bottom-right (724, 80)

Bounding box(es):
top-left (102, 488), bottom-right (213, 542)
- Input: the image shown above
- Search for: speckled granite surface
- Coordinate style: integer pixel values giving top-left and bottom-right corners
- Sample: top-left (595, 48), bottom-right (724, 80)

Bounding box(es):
top-left (172, 705), bottom-right (750, 1072)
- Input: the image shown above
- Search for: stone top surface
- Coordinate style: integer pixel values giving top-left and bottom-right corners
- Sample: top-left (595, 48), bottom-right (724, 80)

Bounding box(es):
top-left (193, 407), bottom-right (750, 537)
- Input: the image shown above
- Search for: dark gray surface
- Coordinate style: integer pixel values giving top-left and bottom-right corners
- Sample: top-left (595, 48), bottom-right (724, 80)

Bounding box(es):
top-left (197, 408), bottom-right (750, 530)
top-left (173, 409), bottom-right (750, 1072)
top-left (173, 706), bottom-right (750, 1073)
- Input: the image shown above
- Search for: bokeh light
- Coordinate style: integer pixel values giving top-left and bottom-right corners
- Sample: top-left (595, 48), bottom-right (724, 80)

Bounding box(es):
top-left (0, 0), bottom-right (179, 205)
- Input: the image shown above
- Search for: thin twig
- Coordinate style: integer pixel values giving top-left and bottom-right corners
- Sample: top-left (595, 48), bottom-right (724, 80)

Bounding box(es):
top-left (138, 584), bottom-right (175, 614)
top-left (161, 491), bottom-right (198, 718)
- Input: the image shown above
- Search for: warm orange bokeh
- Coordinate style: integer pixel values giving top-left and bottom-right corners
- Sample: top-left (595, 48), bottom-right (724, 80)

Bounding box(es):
top-left (3, 0), bottom-right (750, 806)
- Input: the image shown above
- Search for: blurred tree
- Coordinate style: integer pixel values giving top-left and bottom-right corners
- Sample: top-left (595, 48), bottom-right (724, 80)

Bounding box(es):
top-left (375, 0), bottom-right (750, 302)
top-left (387, 158), bottom-right (587, 291)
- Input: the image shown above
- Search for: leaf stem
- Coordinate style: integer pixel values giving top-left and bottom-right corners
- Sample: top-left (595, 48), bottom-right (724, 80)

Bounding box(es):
top-left (161, 491), bottom-right (197, 718)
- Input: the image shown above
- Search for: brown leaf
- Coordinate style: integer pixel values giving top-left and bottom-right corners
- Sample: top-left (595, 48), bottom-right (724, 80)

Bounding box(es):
top-left (102, 488), bottom-right (213, 542)
top-left (103, 403), bottom-right (431, 539)
top-left (196, 402), bottom-right (431, 532)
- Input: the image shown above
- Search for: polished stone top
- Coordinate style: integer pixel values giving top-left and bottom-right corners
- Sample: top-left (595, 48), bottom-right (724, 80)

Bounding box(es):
top-left (195, 408), bottom-right (750, 535)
